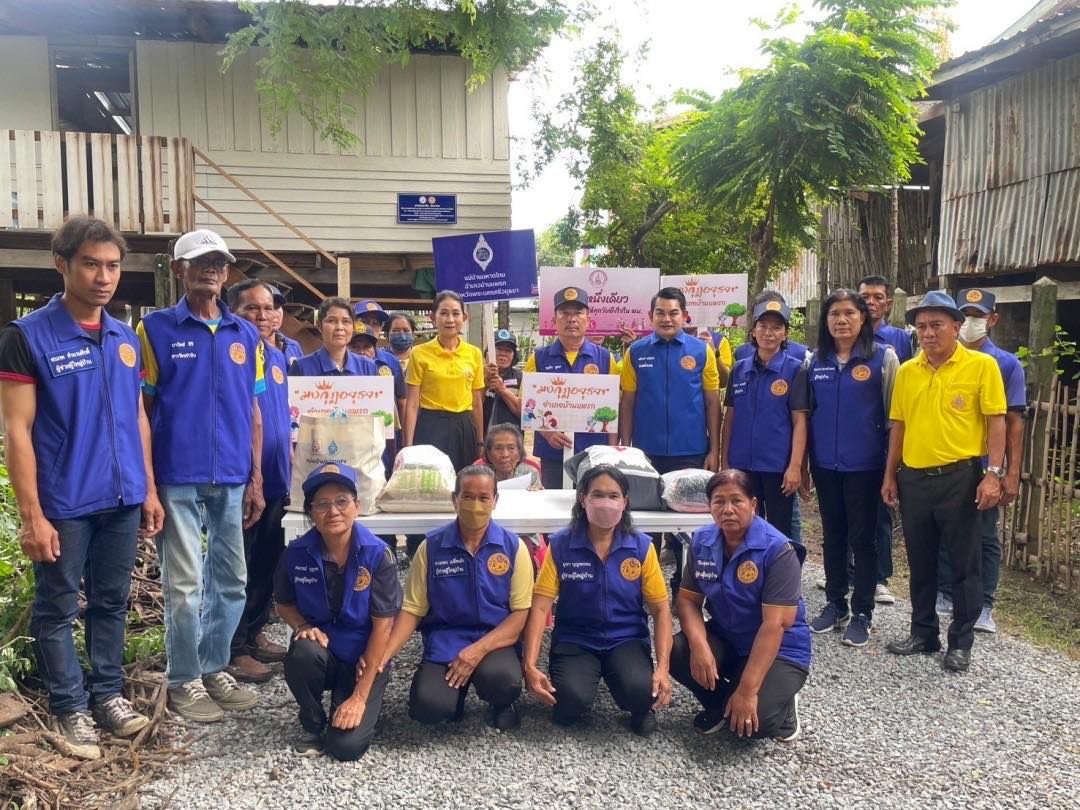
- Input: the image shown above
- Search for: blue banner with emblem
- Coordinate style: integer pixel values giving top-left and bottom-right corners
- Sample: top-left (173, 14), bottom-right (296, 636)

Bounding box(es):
top-left (432, 229), bottom-right (538, 304)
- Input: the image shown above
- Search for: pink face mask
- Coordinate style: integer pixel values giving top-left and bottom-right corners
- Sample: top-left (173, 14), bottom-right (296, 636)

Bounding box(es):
top-left (584, 497), bottom-right (625, 529)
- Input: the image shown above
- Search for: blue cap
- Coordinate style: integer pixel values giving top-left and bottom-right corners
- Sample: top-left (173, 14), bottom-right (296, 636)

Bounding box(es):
top-left (354, 300), bottom-right (388, 323)
top-left (752, 300), bottom-right (790, 325)
top-left (302, 463), bottom-right (358, 500)
top-left (957, 288), bottom-right (995, 315)
top-left (494, 328), bottom-right (517, 347)
top-left (350, 321), bottom-right (378, 344)
top-left (906, 290), bottom-right (964, 325)
top-left (266, 284), bottom-right (287, 308)
top-left (554, 287), bottom-right (589, 309)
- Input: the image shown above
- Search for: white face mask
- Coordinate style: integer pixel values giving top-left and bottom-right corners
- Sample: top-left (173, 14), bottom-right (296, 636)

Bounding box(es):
top-left (959, 316), bottom-right (989, 343)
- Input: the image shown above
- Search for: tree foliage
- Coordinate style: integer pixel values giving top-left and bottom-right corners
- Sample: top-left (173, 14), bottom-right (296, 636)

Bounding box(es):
top-left (223, 0), bottom-right (583, 149)
top-left (675, 0), bottom-right (949, 294)
top-left (536, 208), bottom-right (582, 267)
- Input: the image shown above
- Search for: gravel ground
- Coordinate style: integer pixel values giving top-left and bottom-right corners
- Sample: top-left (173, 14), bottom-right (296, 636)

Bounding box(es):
top-left (140, 560), bottom-right (1080, 809)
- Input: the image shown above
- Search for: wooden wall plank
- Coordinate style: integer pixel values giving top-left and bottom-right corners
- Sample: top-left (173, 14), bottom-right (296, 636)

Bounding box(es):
top-left (13, 130), bottom-right (37, 229)
top-left (389, 62), bottom-right (416, 158)
top-left (365, 68), bottom-right (392, 157)
top-left (148, 42), bottom-right (180, 137)
top-left (229, 51), bottom-right (257, 152)
top-left (286, 107), bottom-right (310, 155)
top-left (203, 45), bottom-right (233, 151)
top-left (0, 131), bottom-right (12, 228)
top-left (39, 130), bottom-right (62, 228)
top-left (140, 136), bottom-right (164, 232)
top-left (464, 65), bottom-right (494, 161)
top-left (440, 58), bottom-right (467, 159)
top-left (115, 135), bottom-right (140, 232)
top-left (414, 56), bottom-right (442, 158)
top-left (165, 137), bottom-right (179, 230)
top-left (90, 133), bottom-right (115, 227)
top-left (492, 65), bottom-right (509, 161)
top-left (64, 132), bottom-right (89, 217)
top-left (176, 44), bottom-right (209, 148)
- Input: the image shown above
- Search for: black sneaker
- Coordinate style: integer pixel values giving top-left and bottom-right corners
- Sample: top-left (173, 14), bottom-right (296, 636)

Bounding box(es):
top-left (809, 603), bottom-right (851, 634)
top-left (488, 703), bottom-right (521, 732)
top-left (842, 613), bottom-right (872, 648)
top-left (630, 710), bottom-right (657, 737)
top-left (693, 707), bottom-right (726, 735)
top-left (51, 711), bottom-right (101, 760)
top-left (292, 723), bottom-right (323, 756)
top-left (92, 694), bottom-right (150, 738)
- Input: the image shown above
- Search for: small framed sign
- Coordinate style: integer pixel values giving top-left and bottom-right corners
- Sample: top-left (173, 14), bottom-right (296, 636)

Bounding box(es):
top-left (398, 193), bottom-right (457, 225)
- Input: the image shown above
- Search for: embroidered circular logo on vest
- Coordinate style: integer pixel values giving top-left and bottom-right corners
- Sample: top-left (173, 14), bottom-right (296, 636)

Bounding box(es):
top-left (765, 301), bottom-right (782, 312)
top-left (118, 342), bottom-right (137, 368)
top-left (487, 552), bottom-right (511, 576)
top-left (851, 364), bottom-right (871, 382)
top-left (229, 342), bottom-right (247, 364)
top-left (354, 567), bottom-right (371, 591)
top-left (271, 365), bottom-right (285, 385)
top-left (620, 557), bottom-right (642, 581)
top-left (378, 366), bottom-right (392, 376)
top-left (680, 355), bottom-right (697, 371)
top-left (965, 289), bottom-right (983, 303)
top-left (583, 363), bottom-right (600, 374)
top-left (736, 560), bottom-right (759, 584)
top-left (770, 379), bottom-right (789, 396)
top-left (563, 288), bottom-right (578, 301)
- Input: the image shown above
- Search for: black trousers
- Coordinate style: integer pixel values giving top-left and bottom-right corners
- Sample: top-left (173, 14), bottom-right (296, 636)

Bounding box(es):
top-left (231, 497), bottom-right (286, 656)
top-left (744, 471), bottom-right (795, 540)
top-left (548, 639), bottom-right (655, 725)
top-left (813, 468), bottom-right (881, 617)
top-left (283, 638), bottom-right (390, 762)
top-left (408, 647), bottom-right (522, 724)
top-left (670, 627), bottom-right (805, 739)
top-left (414, 408), bottom-right (477, 473)
top-left (540, 457), bottom-right (565, 490)
top-left (898, 461), bottom-right (983, 650)
top-left (646, 453), bottom-right (705, 594)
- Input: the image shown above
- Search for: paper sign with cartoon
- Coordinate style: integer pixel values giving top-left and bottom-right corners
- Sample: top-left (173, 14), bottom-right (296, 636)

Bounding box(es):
top-left (521, 372), bottom-right (621, 435)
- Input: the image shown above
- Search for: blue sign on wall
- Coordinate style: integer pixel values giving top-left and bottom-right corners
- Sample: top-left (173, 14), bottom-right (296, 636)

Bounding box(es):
top-left (398, 193), bottom-right (457, 224)
top-left (432, 229), bottom-right (538, 304)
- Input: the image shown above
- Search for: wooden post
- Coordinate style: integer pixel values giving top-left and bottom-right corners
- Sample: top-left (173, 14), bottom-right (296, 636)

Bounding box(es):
top-left (804, 298), bottom-right (820, 349)
top-left (0, 279), bottom-right (16, 325)
top-left (153, 253), bottom-right (174, 310)
top-left (337, 257), bottom-right (351, 299)
top-left (1026, 276), bottom-right (1058, 567)
top-left (497, 299), bottom-right (510, 330)
top-left (890, 287), bottom-right (908, 328)
top-left (889, 186), bottom-right (899, 290)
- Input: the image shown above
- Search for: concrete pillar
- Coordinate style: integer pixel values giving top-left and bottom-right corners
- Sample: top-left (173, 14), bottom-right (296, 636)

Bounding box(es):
top-left (804, 298), bottom-right (820, 349)
top-left (1025, 276), bottom-right (1058, 566)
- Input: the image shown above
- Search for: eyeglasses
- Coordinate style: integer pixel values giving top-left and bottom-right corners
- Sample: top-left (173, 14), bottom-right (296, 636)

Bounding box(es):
top-left (310, 495), bottom-right (355, 514)
top-left (187, 256), bottom-right (230, 272)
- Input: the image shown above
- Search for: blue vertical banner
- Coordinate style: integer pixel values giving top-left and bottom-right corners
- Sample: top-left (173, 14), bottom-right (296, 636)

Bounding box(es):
top-left (432, 229), bottom-right (538, 303)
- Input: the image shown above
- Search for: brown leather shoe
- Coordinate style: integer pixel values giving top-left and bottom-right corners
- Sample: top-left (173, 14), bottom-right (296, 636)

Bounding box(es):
top-left (250, 632), bottom-right (287, 664)
top-left (226, 654), bottom-right (273, 683)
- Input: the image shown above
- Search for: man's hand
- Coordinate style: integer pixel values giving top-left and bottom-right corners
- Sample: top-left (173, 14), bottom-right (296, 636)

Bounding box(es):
top-left (781, 465), bottom-right (801, 497)
top-left (331, 695), bottom-right (366, 730)
top-left (484, 363), bottom-right (505, 392)
top-left (141, 490), bottom-right (165, 539)
top-left (617, 327), bottom-right (636, 349)
top-left (1001, 473), bottom-right (1020, 506)
top-left (976, 473), bottom-right (1002, 511)
top-left (651, 667), bottom-right (672, 709)
top-left (540, 430), bottom-right (573, 450)
top-left (20, 513), bottom-right (61, 563)
top-left (704, 451), bottom-right (720, 472)
top-left (242, 477), bottom-right (265, 529)
top-left (689, 642), bottom-right (719, 691)
top-left (524, 665), bottom-right (557, 707)
top-left (295, 625), bottom-right (329, 648)
top-left (445, 643), bottom-right (484, 689)
top-left (881, 474), bottom-right (899, 509)
top-left (724, 686), bottom-right (759, 738)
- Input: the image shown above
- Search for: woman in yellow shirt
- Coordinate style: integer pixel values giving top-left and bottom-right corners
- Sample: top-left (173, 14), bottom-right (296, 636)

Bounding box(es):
top-left (404, 291), bottom-right (486, 471)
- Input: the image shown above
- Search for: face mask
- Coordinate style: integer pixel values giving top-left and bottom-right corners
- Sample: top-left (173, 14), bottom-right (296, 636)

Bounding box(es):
top-left (389, 333), bottom-right (415, 352)
top-left (457, 499), bottom-right (493, 531)
top-left (584, 498), bottom-right (625, 529)
top-left (959, 316), bottom-right (988, 343)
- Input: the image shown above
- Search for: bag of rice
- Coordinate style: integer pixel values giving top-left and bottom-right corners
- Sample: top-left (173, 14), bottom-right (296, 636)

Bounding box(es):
top-left (289, 413), bottom-right (385, 514)
top-left (565, 445), bottom-right (663, 510)
top-left (660, 469), bottom-right (713, 513)
top-left (376, 445), bottom-right (456, 512)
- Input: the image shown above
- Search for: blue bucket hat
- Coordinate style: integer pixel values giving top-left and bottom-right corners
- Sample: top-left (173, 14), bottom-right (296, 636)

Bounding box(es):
top-left (906, 290), bottom-right (964, 325)
top-left (302, 463), bottom-right (359, 500)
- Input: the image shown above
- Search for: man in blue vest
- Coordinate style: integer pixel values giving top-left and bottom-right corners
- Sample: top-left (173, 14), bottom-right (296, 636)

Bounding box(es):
top-left (268, 287), bottom-right (304, 366)
top-left (137, 229), bottom-right (265, 722)
top-left (0, 217), bottom-right (164, 759)
top-left (225, 279), bottom-right (293, 683)
top-left (526, 287), bottom-right (618, 488)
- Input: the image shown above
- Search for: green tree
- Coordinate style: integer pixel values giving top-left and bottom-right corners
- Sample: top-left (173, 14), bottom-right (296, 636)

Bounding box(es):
top-left (223, 0), bottom-right (584, 149)
top-left (675, 0), bottom-right (948, 295)
top-left (536, 208), bottom-right (582, 267)
top-left (592, 405), bottom-right (618, 432)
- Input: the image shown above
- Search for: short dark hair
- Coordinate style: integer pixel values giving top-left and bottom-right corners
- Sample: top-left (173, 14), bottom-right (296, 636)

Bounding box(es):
top-left (226, 278), bottom-right (276, 310)
top-left (318, 296), bottom-right (353, 323)
top-left (484, 423), bottom-right (525, 464)
top-left (817, 288), bottom-right (875, 362)
top-left (858, 275), bottom-right (892, 296)
top-left (752, 289), bottom-right (787, 307)
top-left (705, 469), bottom-right (754, 501)
top-left (454, 464), bottom-right (497, 497)
top-left (433, 290), bottom-right (465, 314)
top-left (51, 216), bottom-right (127, 262)
top-left (571, 464), bottom-right (636, 535)
top-left (650, 287), bottom-right (687, 313)
top-left (386, 311), bottom-right (417, 336)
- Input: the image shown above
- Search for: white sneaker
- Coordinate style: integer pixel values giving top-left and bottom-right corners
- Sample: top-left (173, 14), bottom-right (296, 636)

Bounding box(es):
top-left (815, 577), bottom-right (826, 590)
top-left (874, 583), bottom-right (896, 605)
top-left (775, 693), bottom-right (801, 743)
top-left (974, 606), bottom-right (997, 633)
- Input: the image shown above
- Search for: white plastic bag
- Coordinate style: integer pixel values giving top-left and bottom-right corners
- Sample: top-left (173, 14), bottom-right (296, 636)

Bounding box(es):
top-left (376, 445), bottom-right (456, 512)
top-left (661, 469), bottom-right (713, 513)
top-left (289, 413), bottom-right (385, 514)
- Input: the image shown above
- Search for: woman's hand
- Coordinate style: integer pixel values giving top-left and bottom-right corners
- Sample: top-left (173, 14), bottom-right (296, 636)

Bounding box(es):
top-left (651, 667), bottom-right (672, 709)
top-left (781, 464), bottom-right (801, 497)
top-left (331, 695), bottom-right (366, 730)
top-left (524, 665), bottom-right (557, 707)
top-left (724, 687), bottom-right (759, 738)
top-left (445, 643), bottom-right (484, 688)
top-left (295, 625), bottom-right (329, 648)
top-left (689, 642), bottom-right (719, 691)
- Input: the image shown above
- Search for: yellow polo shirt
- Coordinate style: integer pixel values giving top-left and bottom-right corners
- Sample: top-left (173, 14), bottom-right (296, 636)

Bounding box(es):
top-left (405, 337), bottom-right (485, 413)
top-left (401, 538), bottom-right (534, 617)
top-left (889, 342), bottom-right (1006, 468)
top-left (533, 542), bottom-right (669, 604)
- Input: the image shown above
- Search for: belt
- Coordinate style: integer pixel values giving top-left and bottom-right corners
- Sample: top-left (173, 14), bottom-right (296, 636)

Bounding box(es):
top-left (901, 458), bottom-right (980, 477)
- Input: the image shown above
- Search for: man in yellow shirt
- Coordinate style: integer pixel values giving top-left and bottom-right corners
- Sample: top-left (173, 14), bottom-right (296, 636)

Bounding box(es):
top-left (881, 291), bottom-right (1006, 673)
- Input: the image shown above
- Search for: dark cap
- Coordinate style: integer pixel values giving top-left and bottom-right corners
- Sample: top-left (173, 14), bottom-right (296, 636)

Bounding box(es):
top-left (957, 288), bottom-right (996, 315)
top-left (494, 328), bottom-right (517, 348)
top-left (906, 290), bottom-right (964, 325)
top-left (752, 300), bottom-right (790, 325)
top-left (554, 287), bottom-right (589, 309)
top-left (302, 463), bottom-right (358, 500)
top-left (350, 321), bottom-right (378, 344)
top-left (266, 284), bottom-right (286, 309)
top-left (353, 300), bottom-right (388, 323)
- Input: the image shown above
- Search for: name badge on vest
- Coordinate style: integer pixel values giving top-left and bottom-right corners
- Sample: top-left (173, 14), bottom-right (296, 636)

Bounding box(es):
top-left (730, 381), bottom-right (747, 398)
top-left (434, 555), bottom-right (467, 577)
top-left (635, 354), bottom-right (655, 369)
top-left (811, 369), bottom-right (835, 382)
top-left (695, 557), bottom-right (719, 582)
top-left (170, 339), bottom-right (198, 361)
top-left (559, 560), bottom-right (596, 582)
top-left (292, 563), bottom-right (320, 586)
top-left (46, 346), bottom-right (96, 378)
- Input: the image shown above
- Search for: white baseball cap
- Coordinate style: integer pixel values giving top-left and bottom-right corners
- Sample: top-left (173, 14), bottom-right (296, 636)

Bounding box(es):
top-left (173, 229), bottom-right (236, 263)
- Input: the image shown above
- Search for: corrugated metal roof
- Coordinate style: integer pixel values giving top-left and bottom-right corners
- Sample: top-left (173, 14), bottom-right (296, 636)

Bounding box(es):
top-left (1041, 167), bottom-right (1080, 264)
top-left (774, 250), bottom-right (818, 309)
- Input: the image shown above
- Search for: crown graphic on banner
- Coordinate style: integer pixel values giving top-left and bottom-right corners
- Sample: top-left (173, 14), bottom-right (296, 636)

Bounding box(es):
top-left (315, 380), bottom-right (333, 391)
top-left (551, 376), bottom-right (567, 386)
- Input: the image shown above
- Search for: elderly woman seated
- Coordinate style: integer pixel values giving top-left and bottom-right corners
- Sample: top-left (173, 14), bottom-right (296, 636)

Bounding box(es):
top-left (478, 422), bottom-right (542, 489)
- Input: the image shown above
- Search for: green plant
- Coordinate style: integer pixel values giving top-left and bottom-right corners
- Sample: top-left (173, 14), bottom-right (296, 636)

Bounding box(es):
top-left (1018, 325), bottom-right (1079, 379)
top-left (123, 626), bottom-right (165, 665)
top-left (0, 466), bottom-right (33, 693)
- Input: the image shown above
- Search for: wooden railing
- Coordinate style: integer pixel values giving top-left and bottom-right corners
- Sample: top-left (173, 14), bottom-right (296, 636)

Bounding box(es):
top-left (1, 130), bottom-right (193, 235)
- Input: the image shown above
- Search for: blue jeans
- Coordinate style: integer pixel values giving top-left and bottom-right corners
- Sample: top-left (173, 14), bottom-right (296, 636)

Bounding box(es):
top-left (31, 505), bottom-right (141, 715)
top-left (938, 505), bottom-right (1000, 608)
top-left (157, 485), bottom-right (246, 687)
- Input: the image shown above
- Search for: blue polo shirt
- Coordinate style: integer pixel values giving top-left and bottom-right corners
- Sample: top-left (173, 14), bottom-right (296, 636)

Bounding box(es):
top-left (137, 296), bottom-right (263, 486)
top-left (289, 347), bottom-right (378, 377)
top-left (977, 338), bottom-right (1027, 411)
top-left (527, 339), bottom-right (614, 460)
top-left (277, 332), bottom-right (304, 366)
top-left (734, 339), bottom-right (809, 364)
top-left (874, 323), bottom-right (913, 363)
top-left (1, 294), bottom-right (146, 519)
top-left (725, 350), bottom-right (809, 474)
top-left (259, 341), bottom-right (292, 501)
top-left (807, 344), bottom-right (889, 472)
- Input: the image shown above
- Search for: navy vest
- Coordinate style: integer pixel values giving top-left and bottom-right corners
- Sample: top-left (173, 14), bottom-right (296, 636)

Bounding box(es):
top-left (420, 520), bottom-right (520, 664)
top-left (530, 341), bottom-right (612, 460)
top-left (14, 294), bottom-right (146, 519)
top-left (547, 525), bottom-right (653, 652)
top-left (628, 334), bottom-right (710, 457)
top-left (290, 347), bottom-right (378, 377)
top-left (259, 342), bottom-right (292, 501)
top-left (726, 351), bottom-right (804, 474)
top-left (808, 345), bottom-right (888, 472)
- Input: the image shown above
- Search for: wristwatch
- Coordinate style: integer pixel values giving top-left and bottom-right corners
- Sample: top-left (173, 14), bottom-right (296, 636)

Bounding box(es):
top-left (986, 465), bottom-right (1006, 479)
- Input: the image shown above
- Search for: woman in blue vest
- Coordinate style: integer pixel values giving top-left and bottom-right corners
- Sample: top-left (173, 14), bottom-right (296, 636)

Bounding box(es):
top-left (274, 463), bottom-right (401, 760)
top-left (721, 301), bottom-right (809, 540)
top-left (381, 465), bottom-right (534, 731)
top-left (289, 297), bottom-right (378, 377)
top-left (672, 470), bottom-right (810, 741)
top-left (523, 465), bottom-right (673, 736)
top-left (807, 289), bottom-right (897, 648)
